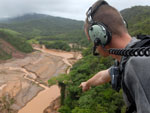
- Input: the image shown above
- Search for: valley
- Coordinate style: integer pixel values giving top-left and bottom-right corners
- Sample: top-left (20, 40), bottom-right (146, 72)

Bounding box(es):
top-left (0, 46), bottom-right (82, 113)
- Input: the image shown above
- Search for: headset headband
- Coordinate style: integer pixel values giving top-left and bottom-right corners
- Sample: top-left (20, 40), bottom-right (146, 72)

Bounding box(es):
top-left (87, 1), bottom-right (109, 24)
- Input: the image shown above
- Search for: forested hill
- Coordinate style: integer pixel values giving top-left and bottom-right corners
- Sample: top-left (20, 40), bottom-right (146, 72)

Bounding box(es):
top-left (0, 13), bottom-right (84, 37)
top-left (121, 6), bottom-right (150, 35)
top-left (0, 13), bottom-right (88, 54)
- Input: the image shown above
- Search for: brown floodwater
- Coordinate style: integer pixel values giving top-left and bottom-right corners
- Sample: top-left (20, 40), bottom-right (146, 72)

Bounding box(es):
top-left (18, 85), bottom-right (60, 113)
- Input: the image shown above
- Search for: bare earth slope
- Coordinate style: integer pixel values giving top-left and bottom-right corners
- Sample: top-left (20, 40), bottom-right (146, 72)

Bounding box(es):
top-left (0, 38), bottom-right (25, 59)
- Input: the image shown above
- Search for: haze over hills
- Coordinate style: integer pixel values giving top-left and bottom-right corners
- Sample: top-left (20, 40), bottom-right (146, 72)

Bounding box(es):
top-left (0, 5), bottom-right (150, 38)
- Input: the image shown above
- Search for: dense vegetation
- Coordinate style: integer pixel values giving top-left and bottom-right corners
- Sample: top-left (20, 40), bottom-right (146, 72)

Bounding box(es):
top-left (38, 30), bottom-right (88, 46)
top-left (38, 30), bottom-right (88, 51)
top-left (49, 46), bottom-right (125, 113)
top-left (41, 41), bottom-right (71, 51)
top-left (121, 6), bottom-right (150, 36)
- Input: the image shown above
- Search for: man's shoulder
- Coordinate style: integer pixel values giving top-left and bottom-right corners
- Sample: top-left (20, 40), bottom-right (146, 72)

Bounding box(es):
top-left (123, 56), bottom-right (150, 76)
top-left (124, 56), bottom-right (150, 79)
top-left (126, 56), bottom-right (150, 66)
top-left (123, 56), bottom-right (150, 113)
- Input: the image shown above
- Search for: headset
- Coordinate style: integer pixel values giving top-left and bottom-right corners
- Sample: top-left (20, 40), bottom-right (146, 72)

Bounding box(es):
top-left (86, 0), bottom-right (128, 55)
top-left (87, 0), bottom-right (112, 47)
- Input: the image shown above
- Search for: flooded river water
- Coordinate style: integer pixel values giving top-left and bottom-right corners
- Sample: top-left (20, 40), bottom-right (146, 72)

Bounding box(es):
top-left (17, 47), bottom-right (81, 113)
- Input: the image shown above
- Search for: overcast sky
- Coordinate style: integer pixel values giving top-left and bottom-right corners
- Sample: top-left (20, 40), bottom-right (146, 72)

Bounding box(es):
top-left (0, 0), bottom-right (150, 20)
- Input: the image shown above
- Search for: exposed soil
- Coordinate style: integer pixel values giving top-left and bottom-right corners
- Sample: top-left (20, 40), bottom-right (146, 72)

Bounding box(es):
top-left (0, 38), bottom-right (25, 58)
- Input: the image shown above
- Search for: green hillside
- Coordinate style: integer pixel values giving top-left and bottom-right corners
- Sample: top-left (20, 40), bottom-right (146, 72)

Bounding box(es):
top-left (0, 14), bottom-right (88, 51)
top-left (48, 47), bottom-right (125, 113)
top-left (121, 6), bottom-right (150, 35)
top-left (0, 28), bottom-right (33, 53)
top-left (0, 13), bottom-right (84, 38)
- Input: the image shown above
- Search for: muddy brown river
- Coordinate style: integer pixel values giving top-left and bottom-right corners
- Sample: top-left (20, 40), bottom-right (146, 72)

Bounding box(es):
top-left (18, 48), bottom-right (79, 113)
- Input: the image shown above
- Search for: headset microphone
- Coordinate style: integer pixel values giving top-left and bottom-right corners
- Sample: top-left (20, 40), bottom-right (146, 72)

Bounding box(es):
top-left (93, 38), bottom-right (102, 56)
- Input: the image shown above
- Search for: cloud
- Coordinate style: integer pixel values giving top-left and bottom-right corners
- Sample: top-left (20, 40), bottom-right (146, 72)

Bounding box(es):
top-left (108, 0), bottom-right (150, 10)
top-left (0, 0), bottom-right (94, 19)
top-left (0, 0), bottom-right (149, 20)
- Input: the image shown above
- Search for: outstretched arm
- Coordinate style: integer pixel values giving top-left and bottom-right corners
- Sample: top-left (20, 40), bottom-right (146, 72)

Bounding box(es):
top-left (80, 69), bottom-right (111, 92)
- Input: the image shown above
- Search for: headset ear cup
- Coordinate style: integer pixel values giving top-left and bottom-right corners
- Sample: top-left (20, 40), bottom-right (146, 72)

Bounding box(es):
top-left (88, 23), bottom-right (112, 46)
top-left (98, 23), bottom-right (112, 46)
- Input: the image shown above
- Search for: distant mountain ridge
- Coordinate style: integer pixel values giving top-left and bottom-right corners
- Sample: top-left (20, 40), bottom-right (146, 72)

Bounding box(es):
top-left (0, 13), bottom-right (84, 37)
top-left (0, 13), bottom-right (50, 23)
top-left (0, 5), bottom-right (149, 38)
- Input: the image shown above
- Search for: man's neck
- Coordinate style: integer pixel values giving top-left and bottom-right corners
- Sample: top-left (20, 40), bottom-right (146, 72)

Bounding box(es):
top-left (109, 33), bottom-right (132, 62)
top-left (112, 34), bottom-right (131, 48)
